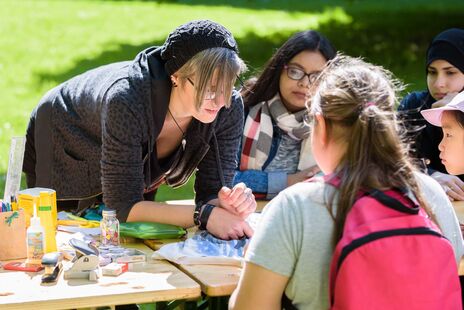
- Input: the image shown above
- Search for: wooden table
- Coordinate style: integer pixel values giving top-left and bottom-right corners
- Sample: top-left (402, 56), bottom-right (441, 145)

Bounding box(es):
top-left (177, 264), bottom-right (241, 297)
top-left (160, 200), bottom-right (464, 291)
top-left (151, 200), bottom-right (246, 304)
top-left (0, 242), bottom-right (201, 310)
top-left (155, 199), bottom-right (267, 298)
top-left (451, 201), bottom-right (464, 276)
top-left (156, 199), bottom-right (262, 301)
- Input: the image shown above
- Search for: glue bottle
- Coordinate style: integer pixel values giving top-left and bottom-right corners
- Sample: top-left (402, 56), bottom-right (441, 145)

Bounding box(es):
top-left (38, 191), bottom-right (57, 253)
top-left (26, 203), bottom-right (45, 266)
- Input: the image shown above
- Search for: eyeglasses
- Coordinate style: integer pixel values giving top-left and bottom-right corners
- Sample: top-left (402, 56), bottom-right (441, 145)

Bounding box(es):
top-left (284, 65), bottom-right (320, 84)
top-left (187, 76), bottom-right (244, 100)
top-left (187, 78), bottom-right (216, 100)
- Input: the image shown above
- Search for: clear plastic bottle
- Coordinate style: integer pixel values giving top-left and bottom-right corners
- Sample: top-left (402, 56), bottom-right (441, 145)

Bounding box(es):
top-left (26, 203), bottom-right (44, 266)
top-left (100, 209), bottom-right (120, 246)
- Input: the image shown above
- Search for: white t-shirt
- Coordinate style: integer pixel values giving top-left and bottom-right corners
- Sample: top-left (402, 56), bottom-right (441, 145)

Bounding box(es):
top-left (245, 172), bottom-right (464, 310)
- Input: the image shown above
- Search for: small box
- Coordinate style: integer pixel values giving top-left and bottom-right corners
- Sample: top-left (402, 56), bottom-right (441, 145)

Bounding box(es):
top-left (115, 248), bottom-right (146, 263)
top-left (128, 261), bottom-right (146, 271)
top-left (101, 262), bottom-right (128, 276)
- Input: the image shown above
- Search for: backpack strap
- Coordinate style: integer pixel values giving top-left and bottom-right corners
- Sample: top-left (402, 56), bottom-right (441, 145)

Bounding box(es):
top-left (315, 173), bottom-right (420, 214)
top-left (369, 189), bottom-right (420, 215)
top-left (281, 293), bottom-right (298, 310)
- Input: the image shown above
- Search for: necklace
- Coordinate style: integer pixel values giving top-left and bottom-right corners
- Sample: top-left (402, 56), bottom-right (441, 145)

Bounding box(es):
top-left (167, 107), bottom-right (187, 150)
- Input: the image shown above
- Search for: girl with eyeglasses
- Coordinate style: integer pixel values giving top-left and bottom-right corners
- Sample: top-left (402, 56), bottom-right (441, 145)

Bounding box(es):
top-left (23, 20), bottom-right (256, 240)
top-left (234, 30), bottom-right (336, 200)
top-left (398, 28), bottom-right (464, 202)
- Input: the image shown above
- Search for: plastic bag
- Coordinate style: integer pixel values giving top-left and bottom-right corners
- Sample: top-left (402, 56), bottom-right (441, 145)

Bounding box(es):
top-left (120, 221), bottom-right (186, 239)
top-left (152, 230), bottom-right (247, 266)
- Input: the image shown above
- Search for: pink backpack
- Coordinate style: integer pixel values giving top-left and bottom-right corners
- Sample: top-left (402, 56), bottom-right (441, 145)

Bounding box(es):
top-left (327, 177), bottom-right (461, 309)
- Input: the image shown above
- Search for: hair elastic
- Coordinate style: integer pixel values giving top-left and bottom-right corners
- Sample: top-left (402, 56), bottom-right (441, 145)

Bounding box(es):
top-left (365, 101), bottom-right (375, 108)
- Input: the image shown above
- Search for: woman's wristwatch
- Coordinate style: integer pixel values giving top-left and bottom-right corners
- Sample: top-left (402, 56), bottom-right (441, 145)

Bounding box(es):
top-left (193, 202), bottom-right (216, 230)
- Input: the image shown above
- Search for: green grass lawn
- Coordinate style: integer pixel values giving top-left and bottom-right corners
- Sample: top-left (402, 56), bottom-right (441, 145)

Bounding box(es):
top-left (1, 0), bottom-right (463, 200)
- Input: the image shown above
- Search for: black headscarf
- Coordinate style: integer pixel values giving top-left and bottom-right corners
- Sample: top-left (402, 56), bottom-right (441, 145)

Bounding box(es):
top-left (426, 28), bottom-right (464, 74)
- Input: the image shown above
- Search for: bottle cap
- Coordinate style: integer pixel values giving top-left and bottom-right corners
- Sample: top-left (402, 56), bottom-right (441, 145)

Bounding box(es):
top-left (102, 209), bottom-right (117, 217)
top-left (30, 203), bottom-right (41, 227)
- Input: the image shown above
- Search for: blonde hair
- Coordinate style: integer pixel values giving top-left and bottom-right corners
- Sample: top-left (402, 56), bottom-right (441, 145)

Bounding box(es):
top-left (175, 47), bottom-right (247, 109)
top-left (310, 55), bottom-right (436, 244)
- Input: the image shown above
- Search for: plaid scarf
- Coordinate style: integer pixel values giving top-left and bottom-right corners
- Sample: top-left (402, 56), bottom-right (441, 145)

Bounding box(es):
top-left (240, 94), bottom-right (316, 171)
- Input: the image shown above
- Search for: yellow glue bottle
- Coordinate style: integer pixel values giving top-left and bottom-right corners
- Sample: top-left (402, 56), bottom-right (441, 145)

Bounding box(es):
top-left (38, 191), bottom-right (57, 253)
top-left (26, 203), bottom-right (45, 266)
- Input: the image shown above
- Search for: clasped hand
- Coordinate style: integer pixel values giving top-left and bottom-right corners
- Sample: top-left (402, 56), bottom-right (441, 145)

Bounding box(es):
top-left (206, 182), bottom-right (257, 240)
top-left (431, 171), bottom-right (464, 201)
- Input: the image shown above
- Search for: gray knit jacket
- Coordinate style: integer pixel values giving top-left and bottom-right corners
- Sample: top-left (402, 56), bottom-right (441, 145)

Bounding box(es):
top-left (28, 46), bottom-right (244, 222)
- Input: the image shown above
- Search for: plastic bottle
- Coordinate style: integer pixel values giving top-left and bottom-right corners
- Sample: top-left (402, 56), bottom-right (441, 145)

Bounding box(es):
top-left (101, 209), bottom-right (120, 246)
top-left (38, 191), bottom-right (57, 253)
top-left (26, 203), bottom-right (45, 266)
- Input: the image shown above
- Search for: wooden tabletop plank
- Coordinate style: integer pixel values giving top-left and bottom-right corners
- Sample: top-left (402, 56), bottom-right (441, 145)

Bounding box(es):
top-left (451, 201), bottom-right (464, 276)
top-left (177, 264), bottom-right (241, 297)
top-left (0, 243), bottom-right (201, 310)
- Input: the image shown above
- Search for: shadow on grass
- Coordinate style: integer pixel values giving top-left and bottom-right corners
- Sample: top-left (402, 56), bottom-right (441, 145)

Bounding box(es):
top-left (98, 0), bottom-right (464, 14)
top-left (317, 6), bottom-right (463, 91)
top-left (98, 0), bottom-right (339, 12)
top-left (36, 5), bottom-right (464, 90)
top-left (35, 40), bottom-right (164, 88)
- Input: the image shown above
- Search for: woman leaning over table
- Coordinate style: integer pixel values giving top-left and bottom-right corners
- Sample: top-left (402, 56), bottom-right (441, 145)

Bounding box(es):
top-left (23, 20), bottom-right (256, 240)
top-left (233, 30), bottom-right (336, 199)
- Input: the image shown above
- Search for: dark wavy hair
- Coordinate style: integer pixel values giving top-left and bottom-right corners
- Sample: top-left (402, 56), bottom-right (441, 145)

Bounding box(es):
top-left (242, 30), bottom-right (336, 107)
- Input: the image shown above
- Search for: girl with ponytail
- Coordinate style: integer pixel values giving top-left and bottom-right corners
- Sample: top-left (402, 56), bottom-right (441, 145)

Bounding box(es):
top-left (229, 55), bottom-right (463, 310)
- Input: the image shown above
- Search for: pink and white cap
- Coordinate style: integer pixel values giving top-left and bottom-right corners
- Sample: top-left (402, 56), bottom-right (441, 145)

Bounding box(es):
top-left (421, 91), bottom-right (464, 127)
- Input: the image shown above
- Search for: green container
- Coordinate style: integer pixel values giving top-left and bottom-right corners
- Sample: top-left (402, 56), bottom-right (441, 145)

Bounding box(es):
top-left (120, 222), bottom-right (186, 240)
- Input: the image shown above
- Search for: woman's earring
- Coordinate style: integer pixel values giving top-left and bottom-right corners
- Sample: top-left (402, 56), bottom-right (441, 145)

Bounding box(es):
top-left (171, 75), bottom-right (178, 87)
